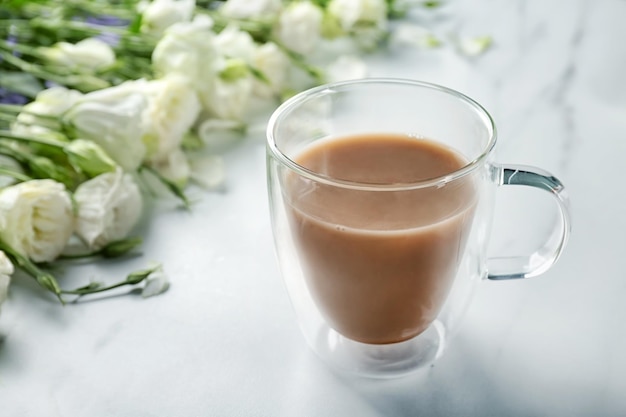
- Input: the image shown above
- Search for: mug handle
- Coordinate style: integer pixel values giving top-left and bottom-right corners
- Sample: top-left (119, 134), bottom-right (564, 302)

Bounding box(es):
top-left (487, 164), bottom-right (572, 280)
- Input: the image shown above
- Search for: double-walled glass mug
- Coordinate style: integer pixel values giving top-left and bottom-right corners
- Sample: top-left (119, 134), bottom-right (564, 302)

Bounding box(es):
top-left (266, 79), bottom-right (571, 378)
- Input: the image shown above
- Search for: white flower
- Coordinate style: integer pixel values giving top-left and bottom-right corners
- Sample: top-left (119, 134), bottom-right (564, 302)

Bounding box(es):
top-left (153, 17), bottom-right (259, 119)
top-left (139, 0), bottom-right (196, 36)
top-left (0, 251), bottom-right (14, 310)
top-left (66, 76), bottom-right (200, 170)
top-left (63, 80), bottom-right (149, 171)
top-left (152, 15), bottom-right (221, 92)
top-left (74, 169), bottom-right (143, 250)
top-left (39, 38), bottom-right (116, 72)
top-left (276, 2), bottom-right (323, 54)
top-left (327, 0), bottom-right (387, 32)
top-left (148, 147), bottom-right (191, 187)
top-left (252, 42), bottom-right (290, 97)
top-left (201, 75), bottom-right (253, 120)
top-left (142, 76), bottom-right (201, 162)
top-left (12, 87), bottom-right (82, 137)
top-left (141, 264), bottom-right (170, 298)
top-left (215, 24), bottom-right (257, 64)
top-left (220, 0), bottom-right (282, 19)
top-left (17, 87), bottom-right (82, 119)
top-left (195, 25), bottom-right (260, 119)
top-left (0, 180), bottom-right (74, 263)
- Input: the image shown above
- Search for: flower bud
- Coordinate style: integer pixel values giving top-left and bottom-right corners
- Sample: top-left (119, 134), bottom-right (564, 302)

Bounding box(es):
top-left (64, 139), bottom-right (118, 178)
top-left (100, 237), bottom-right (143, 258)
top-left (219, 58), bottom-right (249, 82)
top-left (126, 265), bottom-right (161, 285)
top-left (139, 0), bottom-right (195, 36)
top-left (37, 273), bottom-right (62, 296)
top-left (142, 265), bottom-right (170, 298)
top-left (39, 38), bottom-right (116, 73)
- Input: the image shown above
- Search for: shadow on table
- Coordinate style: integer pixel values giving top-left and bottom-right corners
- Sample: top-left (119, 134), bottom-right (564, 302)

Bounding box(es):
top-left (276, 331), bottom-right (523, 417)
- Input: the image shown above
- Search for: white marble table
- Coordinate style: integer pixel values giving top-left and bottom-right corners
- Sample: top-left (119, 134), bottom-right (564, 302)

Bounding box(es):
top-left (2, 0), bottom-right (626, 415)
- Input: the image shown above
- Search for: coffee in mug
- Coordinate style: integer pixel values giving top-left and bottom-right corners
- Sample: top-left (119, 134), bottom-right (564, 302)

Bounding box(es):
top-left (285, 133), bottom-right (477, 344)
top-left (267, 79), bottom-right (571, 377)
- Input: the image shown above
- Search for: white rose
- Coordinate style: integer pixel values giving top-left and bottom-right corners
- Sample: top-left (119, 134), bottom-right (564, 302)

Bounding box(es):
top-left (327, 0), bottom-right (387, 32)
top-left (276, 2), bottom-right (323, 54)
top-left (142, 76), bottom-right (201, 161)
top-left (252, 42), bottom-right (290, 97)
top-left (12, 87), bottom-right (82, 137)
top-left (220, 0), bottom-right (281, 19)
top-left (0, 251), bottom-right (14, 310)
top-left (215, 25), bottom-right (257, 64)
top-left (152, 15), bottom-right (221, 92)
top-left (63, 80), bottom-right (149, 171)
top-left (0, 180), bottom-right (74, 263)
top-left (39, 38), bottom-right (116, 72)
top-left (196, 25), bottom-right (261, 118)
top-left (147, 147), bottom-right (190, 187)
top-left (201, 74), bottom-right (253, 120)
top-left (139, 0), bottom-right (195, 36)
top-left (74, 169), bottom-right (143, 250)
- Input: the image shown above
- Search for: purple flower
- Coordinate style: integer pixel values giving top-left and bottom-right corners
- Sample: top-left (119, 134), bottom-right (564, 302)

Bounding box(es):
top-left (0, 87), bottom-right (29, 105)
top-left (85, 15), bottom-right (129, 27)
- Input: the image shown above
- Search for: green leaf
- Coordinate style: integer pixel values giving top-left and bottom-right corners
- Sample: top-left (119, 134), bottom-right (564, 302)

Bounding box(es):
top-left (128, 13), bottom-right (143, 34)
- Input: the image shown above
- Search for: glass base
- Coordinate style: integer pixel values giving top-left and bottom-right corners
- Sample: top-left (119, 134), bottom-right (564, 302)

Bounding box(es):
top-left (310, 320), bottom-right (446, 379)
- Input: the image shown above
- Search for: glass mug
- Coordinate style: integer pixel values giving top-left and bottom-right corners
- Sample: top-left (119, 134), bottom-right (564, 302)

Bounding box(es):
top-left (266, 79), bottom-right (571, 378)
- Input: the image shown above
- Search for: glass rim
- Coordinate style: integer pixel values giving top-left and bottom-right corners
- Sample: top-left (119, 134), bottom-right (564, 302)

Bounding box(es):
top-left (266, 78), bottom-right (497, 191)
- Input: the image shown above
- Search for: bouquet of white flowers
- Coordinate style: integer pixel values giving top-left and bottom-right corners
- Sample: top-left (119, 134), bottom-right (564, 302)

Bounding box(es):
top-left (0, 0), bottom-right (488, 311)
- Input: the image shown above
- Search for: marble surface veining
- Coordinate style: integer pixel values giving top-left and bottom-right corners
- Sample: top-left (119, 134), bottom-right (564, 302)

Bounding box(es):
top-left (1, 0), bottom-right (626, 416)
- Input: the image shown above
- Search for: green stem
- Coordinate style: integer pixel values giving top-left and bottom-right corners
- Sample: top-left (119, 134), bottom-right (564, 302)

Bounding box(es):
top-left (0, 49), bottom-right (110, 92)
top-left (28, 18), bottom-right (128, 36)
top-left (0, 114), bottom-right (16, 124)
top-left (140, 165), bottom-right (191, 209)
top-left (0, 103), bottom-right (24, 114)
top-left (0, 130), bottom-right (66, 148)
top-left (273, 40), bottom-right (326, 84)
top-left (60, 265), bottom-right (160, 297)
top-left (0, 166), bottom-right (32, 182)
top-left (0, 237), bottom-right (64, 304)
top-left (0, 38), bottom-right (45, 60)
top-left (61, 280), bottom-right (132, 296)
top-left (60, 237), bottom-right (143, 260)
